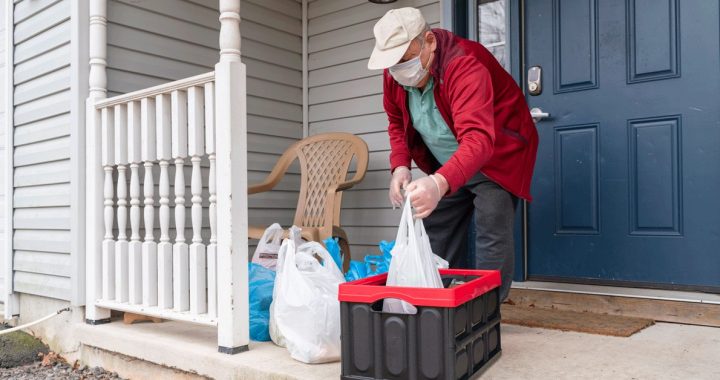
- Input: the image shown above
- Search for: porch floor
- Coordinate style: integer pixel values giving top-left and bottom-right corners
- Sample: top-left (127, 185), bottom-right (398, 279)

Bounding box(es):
top-left (74, 319), bottom-right (720, 379)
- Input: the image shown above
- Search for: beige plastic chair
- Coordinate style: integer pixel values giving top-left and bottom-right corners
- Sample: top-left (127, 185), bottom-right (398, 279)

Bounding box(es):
top-left (248, 132), bottom-right (369, 272)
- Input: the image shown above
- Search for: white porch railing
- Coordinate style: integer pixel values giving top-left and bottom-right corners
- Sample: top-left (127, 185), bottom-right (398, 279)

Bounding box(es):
top-left (85, 0), bottom-right (249, 353)
top-left (91, 73), bottom-right (219, 326)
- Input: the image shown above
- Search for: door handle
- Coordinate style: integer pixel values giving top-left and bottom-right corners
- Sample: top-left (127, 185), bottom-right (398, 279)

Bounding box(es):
top-left (530, 107), bottom-right (550, 123)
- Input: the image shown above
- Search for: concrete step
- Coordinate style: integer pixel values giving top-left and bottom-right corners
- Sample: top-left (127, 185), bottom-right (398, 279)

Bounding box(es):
top-left (74, 320), bottom-right (340, 380)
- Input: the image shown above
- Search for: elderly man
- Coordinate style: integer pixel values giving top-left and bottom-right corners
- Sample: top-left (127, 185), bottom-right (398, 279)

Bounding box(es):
top-left (368, 7), bottom-right (538, 300)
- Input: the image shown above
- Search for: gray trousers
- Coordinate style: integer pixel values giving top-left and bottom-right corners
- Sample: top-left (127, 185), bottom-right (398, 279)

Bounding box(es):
top-left (423, 172), bottom-right (518, 301)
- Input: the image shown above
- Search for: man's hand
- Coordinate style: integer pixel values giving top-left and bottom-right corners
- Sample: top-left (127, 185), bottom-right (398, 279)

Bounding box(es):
top-left (389, 166), bottom-right (412, 208)
top-left (406, 173), bottom-right (449, 219)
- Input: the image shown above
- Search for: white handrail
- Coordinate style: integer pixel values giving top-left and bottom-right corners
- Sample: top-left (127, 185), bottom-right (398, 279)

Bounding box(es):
top-left (94, 72), bottom-right (215, 109)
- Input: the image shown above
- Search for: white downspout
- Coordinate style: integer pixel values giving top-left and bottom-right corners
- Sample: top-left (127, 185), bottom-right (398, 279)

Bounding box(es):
top-left (302, 0), bottom-right (309, 138)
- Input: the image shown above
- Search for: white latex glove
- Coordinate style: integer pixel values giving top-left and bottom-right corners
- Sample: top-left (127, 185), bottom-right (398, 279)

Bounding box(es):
top-left (406, 174), bottom-right (449, 219)
top-left (389, 166), bottom-right (412, 208)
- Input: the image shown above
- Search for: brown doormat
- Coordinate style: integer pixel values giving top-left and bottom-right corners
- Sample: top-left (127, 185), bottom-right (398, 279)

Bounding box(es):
top-left (501, 304), bottom-right (655, 337)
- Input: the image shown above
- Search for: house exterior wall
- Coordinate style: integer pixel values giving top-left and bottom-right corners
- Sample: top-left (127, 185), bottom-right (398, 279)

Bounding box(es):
top-left (307, 0), bottom-right (441, 257)
top-left (11, 0), bottom-right (74, 300)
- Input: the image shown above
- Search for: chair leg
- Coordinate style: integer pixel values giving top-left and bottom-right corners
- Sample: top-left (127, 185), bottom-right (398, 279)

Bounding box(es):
top-left (337, 236), bottom-right (351, 273)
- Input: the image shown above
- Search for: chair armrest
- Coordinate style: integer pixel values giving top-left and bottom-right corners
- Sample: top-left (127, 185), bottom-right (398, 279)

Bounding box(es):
top-left (247, 147), bottom-right (297, 195)
top-left (334, 170), bottom-right (367, 193)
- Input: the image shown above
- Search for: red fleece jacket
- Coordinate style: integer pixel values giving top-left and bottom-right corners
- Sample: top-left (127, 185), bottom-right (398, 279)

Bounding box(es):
top-left (384, 29), bottom-right (538, 201)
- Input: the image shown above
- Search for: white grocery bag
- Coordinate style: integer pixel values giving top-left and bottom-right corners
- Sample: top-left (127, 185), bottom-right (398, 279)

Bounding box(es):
top-left (270, 238), bottom-right (345, 363)
top-left (268, 225), bottom-right (307, 347)
top-left (383, 198), bottom-right (444, 314)
top-left (252, 223), bottom-right (284, 270)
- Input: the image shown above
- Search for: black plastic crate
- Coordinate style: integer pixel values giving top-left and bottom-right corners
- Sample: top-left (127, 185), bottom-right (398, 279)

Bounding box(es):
top-left (338, 269), bottom-right (502, 380)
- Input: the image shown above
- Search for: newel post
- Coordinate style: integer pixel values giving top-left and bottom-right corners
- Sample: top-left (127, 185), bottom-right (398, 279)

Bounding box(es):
top-left (215, 0), bottom-right (249, 354)
top-left (85, 0), bottom-right (110, 324)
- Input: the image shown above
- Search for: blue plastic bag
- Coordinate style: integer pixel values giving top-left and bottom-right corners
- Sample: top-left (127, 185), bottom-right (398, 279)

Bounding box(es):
top-left (249, 262), bottom-right (276, 341)
top-left (324, 237), bottom-right (343, 270)
top-left (323, 238), bottom-right (395, 281)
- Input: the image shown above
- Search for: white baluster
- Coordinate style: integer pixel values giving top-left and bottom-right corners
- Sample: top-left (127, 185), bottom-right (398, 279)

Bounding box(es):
top-left (101, 107), bottom-right (115, 301)
top-left (128, 101), bottom-right (142, 305)
top-left (115, 104), bottom-right (129, 303)
top-left (141, 97), bottom-right (158, 307)
top-left (156, 93), bottom-right (173, 309)
top-left (188, 87), bottom-right (207, 315)
top-left (172, 90), bottom-right (189, 312)
top-left (205, 82), bottom-right (217, 318)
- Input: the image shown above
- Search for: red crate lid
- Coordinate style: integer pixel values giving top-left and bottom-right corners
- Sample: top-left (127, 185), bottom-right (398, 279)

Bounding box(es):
top-left (338, 269), bottom-right (501, 308)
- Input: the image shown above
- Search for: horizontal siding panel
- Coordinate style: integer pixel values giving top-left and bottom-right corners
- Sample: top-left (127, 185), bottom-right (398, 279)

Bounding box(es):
top-left (14, 251), bottom-right (71, 277)
top-left (309, 0), bottom-right (364, 19)
top-left (247, 97), bottom-right (302, 123)
top-left (242, 39), bottom-right (302, 70)
top-left (14, 137), bottom-right (70, 166)
top-left (309, 0), bottom-right (435, 36)
top-left (14, 0), bottom-right (70, 44)
top-left (14, 90), bottom-right (71, 126)
top-left (14, 207), bottom-right (71, 230)
top-left (107, 24), bottom-right (217, 68)
top-left (342, 226), bottom-right (397, 248)
top-left (245, 58), bottom-right (303, 88)
top-left (14, 229), bottom-right (71, 254)
top-left (309, 38), bottom-right (374, 68)
top-left (340, 208), bottom-right (401, 227)
top-left (248, 152), bottom-right (300, 174)
top-left (13, 44), bottom-right (70, 85)
top-left (247, 115), bottom-right (302, 139)
top-left (247, 77), bottom-right (302, 106)
top-left (14, 65), bottom-right (71, 106)
top-left (108, 1), bottom-right (218, 48)
top-left (309, 59), bottom-right (374, 87)
top-left (113, 0), bottom-right (218, 27)
top-left (14, 0), bottom-right (62, 24)
top-left (343, 188), bottom-right (392, 209)
top-left (106, 68), bottom-right (167, 95)
top-left (248, 208), bottom-right (297, 227)
top-left (14, 160), bottom-right (71, 187)
top-left (14, 183), bottom-right (71, 208)
top-left (358, 131), bottom-right (391, 152)
top-left (107, 46), bottom-right (210, 82)
top-left (14, 113), bottom-right (70, 146)
top-left (242, 2), bottom-right (301, 36)
top-left (241, 20), bottom-right (302, 54)
top-left (310, 75), bottom-right (381, 105)
top-left (310, 112), bottom-right (388, 135)
top-left (309, 94), bottom-right (382, 122)
top-left (248, 191), bottom-right (299, 209)
top-left (247, 134), bottom-right (296, 155)
top-left (14, 20), bottom-right (70, 64)
top-left (13, 272), bottom-right (71, 300)
top-left (245, 0), bottom-right (301, 19)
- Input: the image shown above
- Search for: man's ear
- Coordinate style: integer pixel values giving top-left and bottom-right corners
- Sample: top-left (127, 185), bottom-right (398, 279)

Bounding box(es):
top-left (426, 31), bottom-right (437, 52)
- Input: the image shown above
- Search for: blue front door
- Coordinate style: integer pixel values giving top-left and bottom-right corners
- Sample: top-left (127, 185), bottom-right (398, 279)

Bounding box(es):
top-left (525, 0), bottom-right (720, 290)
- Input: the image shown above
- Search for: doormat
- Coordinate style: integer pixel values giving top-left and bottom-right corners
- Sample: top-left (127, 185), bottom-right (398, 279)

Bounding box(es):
top-left (501, 304), bottom-right (655, 337)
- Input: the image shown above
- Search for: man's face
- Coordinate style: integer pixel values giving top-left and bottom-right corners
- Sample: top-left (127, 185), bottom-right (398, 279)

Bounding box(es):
top-left (398, 32), bottom-right (434, 68)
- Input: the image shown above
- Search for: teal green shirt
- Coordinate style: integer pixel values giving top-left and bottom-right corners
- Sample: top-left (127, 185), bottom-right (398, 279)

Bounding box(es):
top-left (404, 77), bottom-right (459, 164)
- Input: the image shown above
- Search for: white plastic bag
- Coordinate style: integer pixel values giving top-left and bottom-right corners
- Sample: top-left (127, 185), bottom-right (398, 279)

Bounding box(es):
top-left (271, 238), bottom-right (345, 363)
top-left (383, 198), bottom-right (444, 314)
top-left (252, 223), bottom-right (284, 270)
top-left (268, 225), bottom-right (307, 347)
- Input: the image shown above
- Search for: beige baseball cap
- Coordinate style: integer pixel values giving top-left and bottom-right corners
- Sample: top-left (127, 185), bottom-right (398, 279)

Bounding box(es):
top-left (368, 7), bottom-right (427, 70)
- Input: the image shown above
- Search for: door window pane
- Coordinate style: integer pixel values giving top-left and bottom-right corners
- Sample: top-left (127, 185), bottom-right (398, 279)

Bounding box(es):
top-left (478, 0), bottom-right (509, 70)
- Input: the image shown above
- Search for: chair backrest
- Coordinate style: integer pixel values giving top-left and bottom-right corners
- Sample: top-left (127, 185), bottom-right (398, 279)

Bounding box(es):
top-left (291, 133), bottom-right (369, 229)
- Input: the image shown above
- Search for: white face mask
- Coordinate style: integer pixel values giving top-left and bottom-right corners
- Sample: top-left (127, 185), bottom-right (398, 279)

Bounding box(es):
top-left (389, 40), bottom-right (429, 87)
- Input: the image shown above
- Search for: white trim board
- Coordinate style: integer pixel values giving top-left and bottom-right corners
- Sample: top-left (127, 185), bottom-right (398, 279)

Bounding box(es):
top-left (511, 281), bottom-right (720, 305)
top-left (4, 0), bottom-right (19, 318)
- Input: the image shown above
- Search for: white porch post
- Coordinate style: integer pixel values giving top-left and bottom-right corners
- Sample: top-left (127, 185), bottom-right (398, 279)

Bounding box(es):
top-left (85, 0), bottom-right (111, 323)
top-left (215, 0), bottom-right (249, 353)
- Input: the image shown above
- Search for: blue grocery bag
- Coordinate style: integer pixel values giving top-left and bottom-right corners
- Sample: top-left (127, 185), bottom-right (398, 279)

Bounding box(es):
top-left (248, 262), bottom-right (275, 341)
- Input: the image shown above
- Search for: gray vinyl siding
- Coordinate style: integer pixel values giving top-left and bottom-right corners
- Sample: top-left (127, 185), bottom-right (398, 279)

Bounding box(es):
top-left (308, 0), bottom-right (440, 258)
top-left (11, 0), bottom-right (73, 300)
top-left (105, 0), bottom-right (302, 241)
